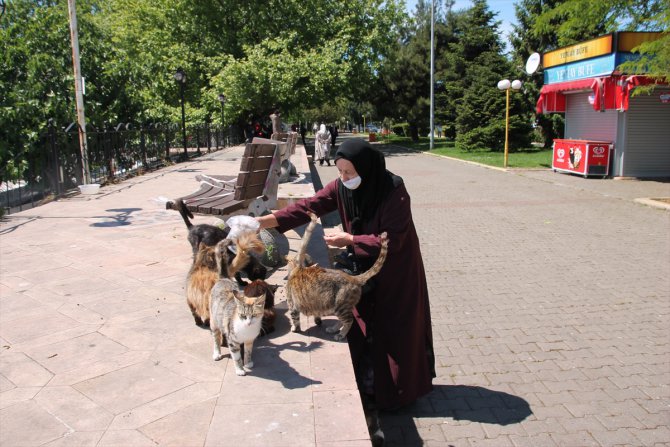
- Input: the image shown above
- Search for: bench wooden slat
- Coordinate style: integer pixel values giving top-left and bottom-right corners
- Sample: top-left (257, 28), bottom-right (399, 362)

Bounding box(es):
top-left (239, 156), bottom-right (273, 172)
top-left (243, 143), bottom-right (276, 158)
top-left (234, 171), bottom-right (271, 200)
top-left (180, 184), bottom-right (220, 203)
top-left (198, 198), bottom-right (244, 216)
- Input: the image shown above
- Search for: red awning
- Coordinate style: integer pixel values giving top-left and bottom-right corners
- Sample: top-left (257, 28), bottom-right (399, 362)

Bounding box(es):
top-left (536, 79), bottom-right (593, 114)
top-left (536, 75), bottom-right (668, 114)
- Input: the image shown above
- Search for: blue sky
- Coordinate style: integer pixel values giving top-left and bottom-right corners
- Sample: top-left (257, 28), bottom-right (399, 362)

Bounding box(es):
top-left (405, 0), bottom-right (518, 44)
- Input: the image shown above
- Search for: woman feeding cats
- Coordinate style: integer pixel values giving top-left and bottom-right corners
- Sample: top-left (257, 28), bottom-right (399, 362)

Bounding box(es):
top-left (256, 139), bottom-right (435, 437)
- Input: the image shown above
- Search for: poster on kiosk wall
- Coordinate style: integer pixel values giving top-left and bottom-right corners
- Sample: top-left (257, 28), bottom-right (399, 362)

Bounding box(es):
top-left (552, 139), bottom-right (612, 177)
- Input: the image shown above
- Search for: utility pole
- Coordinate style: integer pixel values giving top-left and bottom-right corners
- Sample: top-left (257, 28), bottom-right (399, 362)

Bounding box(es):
top-left (67, 0), bottom-right (91, 184)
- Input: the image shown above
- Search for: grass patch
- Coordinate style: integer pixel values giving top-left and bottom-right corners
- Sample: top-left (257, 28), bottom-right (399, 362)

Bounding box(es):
top-left (381, 135), bottom-right (552, 169)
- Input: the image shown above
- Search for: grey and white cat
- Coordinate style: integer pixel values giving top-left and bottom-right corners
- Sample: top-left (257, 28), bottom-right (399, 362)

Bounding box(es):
top-left (209, 237), bottom-right (266, 376)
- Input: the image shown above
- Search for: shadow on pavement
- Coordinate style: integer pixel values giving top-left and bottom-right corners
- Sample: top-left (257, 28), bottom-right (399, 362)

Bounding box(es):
top-left (380, 385), bottom-right (533, 445)
top-left (91, 207), bottom-right (143, 227)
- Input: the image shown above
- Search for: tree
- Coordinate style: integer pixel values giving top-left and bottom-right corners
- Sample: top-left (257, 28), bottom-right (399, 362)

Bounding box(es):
top-left (100, 0), bottom-right (407, 126)
top-left (618, 6), bottom-right (669, 90)
top-left (376, 0), bottom-right (453, 140)
top-left (534, 0), bottom-right (664, 47)
top-left (1, 0), bottom-right (113, 183)
top-left (2, 0), bottom-right (407, 181)
top-left (450, 0), bottom-right (531, 151)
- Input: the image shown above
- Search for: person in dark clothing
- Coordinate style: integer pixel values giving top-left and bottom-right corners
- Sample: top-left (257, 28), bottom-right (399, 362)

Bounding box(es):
top-left (256, 139), bottom-right (436, 445)
top-left (300, 123), bottom-right (307, 146)
top-left (329, 125), bottom-right (338, 154)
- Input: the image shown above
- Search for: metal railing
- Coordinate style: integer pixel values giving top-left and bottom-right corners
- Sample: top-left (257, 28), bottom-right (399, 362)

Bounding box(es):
top-left (1, 122), bottom-right (243, 215)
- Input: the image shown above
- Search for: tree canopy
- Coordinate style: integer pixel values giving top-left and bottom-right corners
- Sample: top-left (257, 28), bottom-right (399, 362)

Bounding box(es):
top-left (2, 0), bottom-right (668, 180)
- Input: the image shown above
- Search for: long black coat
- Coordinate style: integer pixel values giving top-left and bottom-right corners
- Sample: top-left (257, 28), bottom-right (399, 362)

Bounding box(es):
top-left (274, 179), bottom-right (435, 409)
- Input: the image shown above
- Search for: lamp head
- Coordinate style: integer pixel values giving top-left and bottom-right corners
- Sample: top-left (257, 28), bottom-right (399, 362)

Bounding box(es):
top-left (497, 79), bottom-right (511, 90)
top-left (174, 68), bottom-right (186, 83)
top-left (511, 80), bottom-right (523, 90)
top-left (218, 94), bottom-right (226, 104)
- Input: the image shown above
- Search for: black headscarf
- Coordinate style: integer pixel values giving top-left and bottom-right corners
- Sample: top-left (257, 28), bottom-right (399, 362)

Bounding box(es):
top-left (334, 139), bottom-right (402, 235)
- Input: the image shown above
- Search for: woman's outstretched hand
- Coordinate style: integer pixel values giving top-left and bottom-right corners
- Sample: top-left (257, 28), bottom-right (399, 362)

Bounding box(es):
top-left (323, 231), bottom-right (354, 248)
top-left (255, 214), bottom-right (278, 230)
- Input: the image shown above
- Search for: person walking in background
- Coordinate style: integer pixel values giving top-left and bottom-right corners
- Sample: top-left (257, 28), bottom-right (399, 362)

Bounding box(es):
top-left (329, 124), bottom-right (339, 154)
top-left (300, 123), bottom-right (307, 146)
top-left (256, 139), bottom-right (436, 445)
top-left (315, 123), bottom-right (331, 166)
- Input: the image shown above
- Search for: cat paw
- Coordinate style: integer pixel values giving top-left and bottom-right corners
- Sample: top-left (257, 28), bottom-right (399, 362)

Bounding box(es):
top-left (315, 317), bottom-right (322, 326)
top-left (212, 353), bottom-right (225, 361)
top-left (244, 361), bottom-right (254, 369)
top-left (290, 325), bottom-right (301, 333)
top-left (235, 368), bottom-right (247, 376)
top-left (333, 333), bottom-right (347, 341)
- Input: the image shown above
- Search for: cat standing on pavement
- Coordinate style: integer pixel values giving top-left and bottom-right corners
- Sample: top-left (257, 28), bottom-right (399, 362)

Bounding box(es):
top-left (210, 238), bottom-right (266, 376)
top-left (285, 213), bottom-right (389, 341)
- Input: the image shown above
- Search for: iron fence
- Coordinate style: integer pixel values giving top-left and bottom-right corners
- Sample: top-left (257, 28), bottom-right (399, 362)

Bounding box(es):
top-left (1, 122), bottom-right (243, 215)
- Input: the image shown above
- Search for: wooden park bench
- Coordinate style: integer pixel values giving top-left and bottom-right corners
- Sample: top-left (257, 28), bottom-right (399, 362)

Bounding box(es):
top-left (165, 139), bottom-right (286, 218)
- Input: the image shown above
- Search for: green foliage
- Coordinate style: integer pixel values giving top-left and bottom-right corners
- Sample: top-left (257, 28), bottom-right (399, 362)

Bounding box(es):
top-left (391, 123), bottom-right (409, 136)
top-left (618, 8), bottom-right (670, 91)
top-left (534, 0), bottom-right (665, 46)
top-left (2, 0), bottom-right (407, 178)
top-left (1, 0), bottom-right (113, 180)
top-left (449, 0), bottom-right (530, 151)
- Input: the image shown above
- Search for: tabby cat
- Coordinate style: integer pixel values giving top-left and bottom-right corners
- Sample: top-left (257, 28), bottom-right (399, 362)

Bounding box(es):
top-left (210, 237), bottom-right (266, 376)
top-left (244, 279), bottom-right (278, 337)
top-left (285, 213), bottom-right (389, 341)
top-left (186, 232), bottom-right (265, 327)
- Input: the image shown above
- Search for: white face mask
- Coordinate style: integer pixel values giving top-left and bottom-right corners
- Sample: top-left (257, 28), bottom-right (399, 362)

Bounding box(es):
top-left (342, 176), bottom-right (362, 190)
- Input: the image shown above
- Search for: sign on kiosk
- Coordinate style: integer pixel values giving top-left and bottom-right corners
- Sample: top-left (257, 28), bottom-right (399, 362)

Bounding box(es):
top-left (552, 139), bottom-right (612, 178)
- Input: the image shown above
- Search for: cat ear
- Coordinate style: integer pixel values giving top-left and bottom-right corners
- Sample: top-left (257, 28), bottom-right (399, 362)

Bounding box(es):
top-left (198, 242), bottom-right (207, 251)
top-left (254, 293), bottom-right (266, 305)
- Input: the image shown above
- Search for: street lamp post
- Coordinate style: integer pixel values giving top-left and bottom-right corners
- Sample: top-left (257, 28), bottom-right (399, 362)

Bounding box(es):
top-left (497, 79), bottom-right (522, 168)
top-left (217, 93), bottom-right (226, 146)
top-left (174, 67), bottom-right (187, 160)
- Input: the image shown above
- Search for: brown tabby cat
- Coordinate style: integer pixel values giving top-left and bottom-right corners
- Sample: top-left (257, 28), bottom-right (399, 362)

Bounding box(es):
top-left (243, 279), bottom-right (278, 337)
top-left (210, 238), bottom-right (266, 375)
top-left (285, 214), bottom-right (389, 341)
top-left (185, 232), bottom-right (265, 328)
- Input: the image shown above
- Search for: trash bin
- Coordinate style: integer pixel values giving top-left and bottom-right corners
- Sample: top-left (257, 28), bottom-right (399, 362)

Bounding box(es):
top-left (552, 139), bottom-right (612, 178)
top-left (369, 132), bottom-right (377, 142)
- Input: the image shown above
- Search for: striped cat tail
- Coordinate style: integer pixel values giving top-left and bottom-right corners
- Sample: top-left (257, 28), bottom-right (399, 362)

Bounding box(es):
top-left (296, 213), bottom-right (318, 268)
top-left (353, 232), bottom-right (389, 285)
